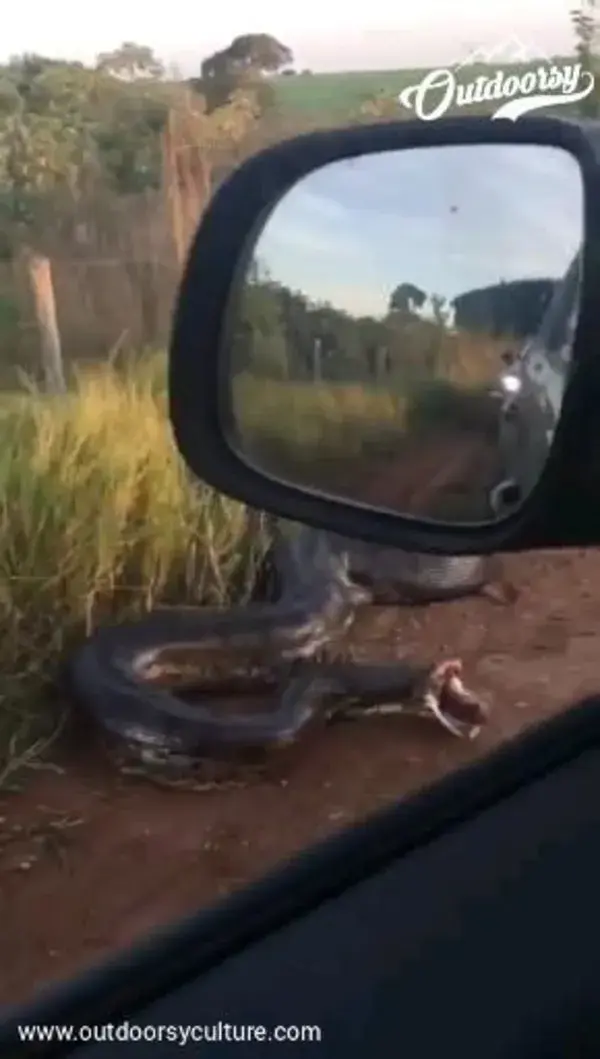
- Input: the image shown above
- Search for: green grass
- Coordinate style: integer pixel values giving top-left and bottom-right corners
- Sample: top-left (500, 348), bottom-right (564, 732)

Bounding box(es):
top-left (234, 373), bottom-right (408, 455)
top-left (232, 369), bottom-right (500, 500)
top-left (234, 374), bottom-right (416, 495)
top-left (232, 327), bottom-right (507, 472)
top-left (272, 68), bottom-right (429, 118)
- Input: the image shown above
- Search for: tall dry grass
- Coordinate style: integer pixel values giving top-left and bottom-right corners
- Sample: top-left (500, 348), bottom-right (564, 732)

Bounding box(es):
top-left (0, 353), bottom-right (269, 787)
top-left (233, 329), bottom-right (506, 481)
top-left (234, 373), bottom-right (409, 457)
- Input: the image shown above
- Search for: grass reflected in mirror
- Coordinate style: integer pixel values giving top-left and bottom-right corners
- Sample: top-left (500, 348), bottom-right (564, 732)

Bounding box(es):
top-left (231, 328), bottom-right (513, 523)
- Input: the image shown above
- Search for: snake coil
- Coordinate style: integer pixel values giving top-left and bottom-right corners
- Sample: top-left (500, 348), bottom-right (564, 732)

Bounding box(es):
top-left (68, 519), bottom-right (493, 776)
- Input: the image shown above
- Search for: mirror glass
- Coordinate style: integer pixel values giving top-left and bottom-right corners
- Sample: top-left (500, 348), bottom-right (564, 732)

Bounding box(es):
top-left (225, 144), bottom-right (584, 524)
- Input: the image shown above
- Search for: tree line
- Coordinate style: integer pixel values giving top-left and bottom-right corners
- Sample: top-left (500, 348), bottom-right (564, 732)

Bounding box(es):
top-left (0, 35), bottom-right (295, 258)
top-left (0, 15), bottom-right (591, 377)
top-left (1, 3), bottom-right (597, 219)
top-left (231, 263), bottom-right (559, 385)
top-left (1, 10), bottom-right (596, 254)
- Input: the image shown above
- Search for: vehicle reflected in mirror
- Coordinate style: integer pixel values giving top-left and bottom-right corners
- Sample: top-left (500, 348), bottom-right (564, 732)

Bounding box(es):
top-left (224, 144), bottom-right (584, 524)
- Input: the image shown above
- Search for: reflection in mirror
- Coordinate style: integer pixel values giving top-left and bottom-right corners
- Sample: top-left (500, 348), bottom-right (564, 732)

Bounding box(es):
top-left (225, 144), bottom-right (584, 524)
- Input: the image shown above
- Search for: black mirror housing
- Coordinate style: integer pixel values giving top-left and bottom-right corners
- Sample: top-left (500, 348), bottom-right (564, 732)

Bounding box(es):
top-left (169, 115), bottom-right (600, 556)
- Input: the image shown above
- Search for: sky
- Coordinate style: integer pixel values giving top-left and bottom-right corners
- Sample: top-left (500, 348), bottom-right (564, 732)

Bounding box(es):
top-left (255, 144), bottom-right (584, 318)
top-left (0, 0), bottom-right (576, 73)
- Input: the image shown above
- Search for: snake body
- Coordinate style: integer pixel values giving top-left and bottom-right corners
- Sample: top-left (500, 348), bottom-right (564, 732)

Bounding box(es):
top-left (68, 519), bottom-right (497, 777)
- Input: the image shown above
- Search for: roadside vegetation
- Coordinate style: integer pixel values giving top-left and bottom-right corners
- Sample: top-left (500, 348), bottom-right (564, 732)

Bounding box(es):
top-left (0, 355), bottom-right (268, 785)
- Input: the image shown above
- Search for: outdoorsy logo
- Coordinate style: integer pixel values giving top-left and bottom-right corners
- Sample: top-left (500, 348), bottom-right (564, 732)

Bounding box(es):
top-left (398, 37), bottom-right (595, 122)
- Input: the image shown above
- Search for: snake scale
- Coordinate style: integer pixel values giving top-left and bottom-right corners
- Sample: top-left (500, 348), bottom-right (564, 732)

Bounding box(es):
top-left (68, 518), bottom-right (506, 784)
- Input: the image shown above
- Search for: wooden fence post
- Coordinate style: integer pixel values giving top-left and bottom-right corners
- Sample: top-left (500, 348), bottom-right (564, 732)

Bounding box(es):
top-left (23, 251), bottom-right (67, 394)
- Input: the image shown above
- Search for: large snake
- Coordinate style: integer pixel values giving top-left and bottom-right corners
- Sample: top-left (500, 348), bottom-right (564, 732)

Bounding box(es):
top-left (68, 518), bottom-right (507, 784)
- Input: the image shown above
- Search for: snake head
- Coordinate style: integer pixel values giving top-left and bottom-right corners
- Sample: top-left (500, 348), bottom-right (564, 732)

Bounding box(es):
top-left (425, 659), bottom-right (490, 739)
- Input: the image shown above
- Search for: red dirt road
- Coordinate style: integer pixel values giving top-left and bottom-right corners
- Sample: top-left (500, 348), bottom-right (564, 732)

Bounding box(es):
top-left (2, 545), bottom-right (600, 1008)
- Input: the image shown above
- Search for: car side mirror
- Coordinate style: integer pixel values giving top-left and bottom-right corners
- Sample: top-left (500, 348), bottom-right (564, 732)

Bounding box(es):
top-left (169, 116), bottom-right (600, 555)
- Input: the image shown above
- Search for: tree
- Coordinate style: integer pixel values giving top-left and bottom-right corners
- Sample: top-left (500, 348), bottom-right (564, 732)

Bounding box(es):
top-left (225, 35), bottom-right (293, 73)
top-left (0, 55), bottom-right (141, 218)
top-left (430, 294), bottom-right (450, 328)
top-left (4, 54), bottom-right (83, 100)
top-left (0, 107), bottom-right (94, 232)
top-left (0, 76), bottom-right (22, 117)
top-left (195, 34), bottom-right (293, 112)
top-left (94, 84), bottom-right (174, 193)
top-left (232, 271), bottom-right (289, 378)
top-left (96, 42), bottom-right (165, 82)
top-left (389, 282), bottom-right (427, 315)
top-left (224, 259), bottom-right (484, 392)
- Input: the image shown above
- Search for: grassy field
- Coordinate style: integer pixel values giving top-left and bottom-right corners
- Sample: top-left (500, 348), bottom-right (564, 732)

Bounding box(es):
top-left (234, 328), bottom-right (507, 472)
top-left (234, 371), bottom-right (500, 497)
top-left (271, 58), bottom-right (576, 120)
top-left (273, 68), bottom-right (429, 119)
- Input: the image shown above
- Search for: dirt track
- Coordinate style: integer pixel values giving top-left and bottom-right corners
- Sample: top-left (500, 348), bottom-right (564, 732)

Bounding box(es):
top-left (2, 544), bottom-right (600, 1009)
